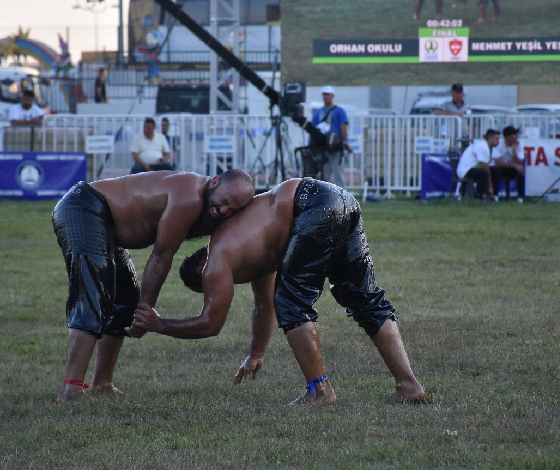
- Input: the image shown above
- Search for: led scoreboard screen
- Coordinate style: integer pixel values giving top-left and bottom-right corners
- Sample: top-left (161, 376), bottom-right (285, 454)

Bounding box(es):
top-left (281, 0), bottom-right (560, 86)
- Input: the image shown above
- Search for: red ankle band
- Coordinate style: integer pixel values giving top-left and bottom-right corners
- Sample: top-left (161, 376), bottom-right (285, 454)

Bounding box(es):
top-left (64, 380), bottom-right (89, 389)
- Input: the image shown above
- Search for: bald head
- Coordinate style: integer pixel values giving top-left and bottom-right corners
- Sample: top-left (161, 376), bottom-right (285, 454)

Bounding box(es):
top-left (203, 169), bottom-right (254, 220)
top-left (217, 169), bottom-right (254, 193)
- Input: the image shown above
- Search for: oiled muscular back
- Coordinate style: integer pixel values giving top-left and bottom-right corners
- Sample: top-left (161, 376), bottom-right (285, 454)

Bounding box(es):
top-left (208, 178), bottom-right (301, 284)
top-left (90, 172), bottom-right (209, 249)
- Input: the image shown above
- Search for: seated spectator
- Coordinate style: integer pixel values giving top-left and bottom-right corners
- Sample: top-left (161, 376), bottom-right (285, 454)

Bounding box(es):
top-left (492, 126), bottom-right (525, 203)
top-left (130, 117), bottom-right (173, 174)
top-left (9, 90), bottom-right (45, 126)
top-left (456, 129), bottom-right (501, 200)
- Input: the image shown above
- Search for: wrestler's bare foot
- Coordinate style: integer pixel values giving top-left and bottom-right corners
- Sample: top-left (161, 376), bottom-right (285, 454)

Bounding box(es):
top-left (57, 385), bottom-right (87, 403)
top-left (289, 382), bottom-right (336, 405)
top-left (385, 381), bottom-right (425, 404)
top-left (89, 383), bottom-right (124, 396)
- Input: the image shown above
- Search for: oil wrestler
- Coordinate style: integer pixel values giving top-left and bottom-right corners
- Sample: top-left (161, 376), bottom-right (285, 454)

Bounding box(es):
top-left (52, 170), bottom-right (254, 402)
top-left (130, 178), bottom-right (424, 405)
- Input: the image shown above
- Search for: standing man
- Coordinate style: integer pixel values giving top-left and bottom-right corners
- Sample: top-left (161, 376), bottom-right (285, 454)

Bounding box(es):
top-left (131, 118), bottom-right (174, 173)
top-left (131, 178), bottom-right (424, 405)
top-left (160, 117), bottom-right (176, 170)
top-left (435, 84), bottom-right (470, 147)
top-left (9, 90), bottom-right (45, 126)
top-left (311, 86), bottom-right (353, 188)
top-left (456, 129), bottom-right (501, 200)
top-left (413, 0), bottom-right (444, 20)
top-left (492, 126), bottom-right (525, 203)
top-left (94, 68), bottom-right (108, 103)
top-left (52, 170), bottom-right (255, 402)
top-left (476, 0), bottom-right (500, 23)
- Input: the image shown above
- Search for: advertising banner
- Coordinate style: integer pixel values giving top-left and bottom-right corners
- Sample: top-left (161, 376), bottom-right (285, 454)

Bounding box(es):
top-left (0, 152), bottom-right (87, 200)
top-left (523, 140), bottom-right (560, 197)
top-left (284, 0), bottom-right (560, 85)
top-left (313, 34), bottom-right (560, 65)
top-left (204, 136), bottom-right (236, 153)
top-left (421, 153), bottom-right (452, 200)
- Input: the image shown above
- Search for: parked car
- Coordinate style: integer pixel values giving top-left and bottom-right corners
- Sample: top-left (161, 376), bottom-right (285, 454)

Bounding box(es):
top-left (513, 104), bottom-right (560, 114)
top-left (469, 105), bottom-right (515, 115)
top-left (511, 105), bottom-right (560, 138)
top-left (410, 94), bottom-right (513, 115)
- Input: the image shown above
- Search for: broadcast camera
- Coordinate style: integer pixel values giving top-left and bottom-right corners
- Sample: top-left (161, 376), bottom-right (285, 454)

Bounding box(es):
top-left (283, 82), bottom-right (343, 178)
top-left (282, 82), bottom-right (305, 119)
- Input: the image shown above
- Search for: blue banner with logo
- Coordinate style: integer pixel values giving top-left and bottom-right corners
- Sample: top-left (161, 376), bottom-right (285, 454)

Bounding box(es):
top-left (0, 152), bottom-right (87, 200)
top-left (421, 153), bottom-right (452, 200)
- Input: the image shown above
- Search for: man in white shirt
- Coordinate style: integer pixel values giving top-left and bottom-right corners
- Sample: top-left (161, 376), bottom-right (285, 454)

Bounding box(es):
top-left (492, 126), bottom-right (525, 202)
top-left (131, 118), bottom-right (173, 173)
top-left (9, 90), bottom-right (45, 126)
top-left (456, 128), bottom-right (501, 200)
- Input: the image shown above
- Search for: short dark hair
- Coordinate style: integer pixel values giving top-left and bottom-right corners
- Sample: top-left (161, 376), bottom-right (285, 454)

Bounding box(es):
top-left (451, 83), bottom-right (463, 92)
top-left (217, 169), bottom-right (254, 194)
top-left (179, 247), bottom-right (207, 292)
top-left (23, 90), bottom-right (35, 99)
top-left (144, 117), bottom-right (156, 126)
top-left (161, 117), bottom-right (169, 123)
top-left (484, 129), bottom-right (500, 139)
top-left (503, 125), bottom-right (519, 137)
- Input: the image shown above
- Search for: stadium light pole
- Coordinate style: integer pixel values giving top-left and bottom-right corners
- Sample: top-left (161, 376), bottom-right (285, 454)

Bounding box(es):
top-left (72, 0), bottom-right (108, 52)
top-left (117, 0), bottom-right (124, 66)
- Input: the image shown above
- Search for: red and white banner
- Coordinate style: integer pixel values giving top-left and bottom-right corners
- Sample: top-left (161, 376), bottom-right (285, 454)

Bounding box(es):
top-left (523, 140), bottom-right (560, 196)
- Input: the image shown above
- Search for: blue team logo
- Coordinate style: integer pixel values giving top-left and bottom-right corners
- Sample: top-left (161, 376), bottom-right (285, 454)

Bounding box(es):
top-left (16, 161), bottom-right (44, 190)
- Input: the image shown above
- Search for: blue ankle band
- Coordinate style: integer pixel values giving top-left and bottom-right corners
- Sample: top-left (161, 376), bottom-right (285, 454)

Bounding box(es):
top-left (305, 375), bottom-right (328, 395)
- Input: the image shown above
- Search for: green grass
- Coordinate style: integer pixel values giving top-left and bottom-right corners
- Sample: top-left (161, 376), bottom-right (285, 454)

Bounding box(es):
top-left (1, 198), bottom-right (559, 469)
top-left (282, 0), bottom-right (560, 86)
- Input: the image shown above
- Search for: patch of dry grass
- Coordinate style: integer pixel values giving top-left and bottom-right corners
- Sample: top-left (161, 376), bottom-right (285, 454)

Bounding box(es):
top-left (0, 199), bottom-right (559, 469)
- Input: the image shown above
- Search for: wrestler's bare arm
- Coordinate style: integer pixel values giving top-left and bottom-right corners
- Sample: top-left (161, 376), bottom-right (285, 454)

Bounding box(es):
top-left (133, 248), bottom-right (235, 338)
top-left (140, 193), bottom-right (202, 307)
top-left (234, 273), bottom-right (276, 384)
top-left (248, 274), bottom-right (276, 357)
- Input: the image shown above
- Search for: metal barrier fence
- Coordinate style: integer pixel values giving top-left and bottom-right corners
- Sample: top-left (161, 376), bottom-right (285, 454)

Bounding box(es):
top-left (38, 113), bottom-right (462, 195)
top-left (3, 113), bottom-right (555, 196)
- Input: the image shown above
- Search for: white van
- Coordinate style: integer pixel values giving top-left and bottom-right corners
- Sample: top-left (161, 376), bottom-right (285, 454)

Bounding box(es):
top-left (0, 65), bottom-right (49, 120)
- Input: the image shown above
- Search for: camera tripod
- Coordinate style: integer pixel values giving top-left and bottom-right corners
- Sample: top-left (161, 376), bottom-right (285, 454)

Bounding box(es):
top-left (247, 53), bottom-right (297, 188)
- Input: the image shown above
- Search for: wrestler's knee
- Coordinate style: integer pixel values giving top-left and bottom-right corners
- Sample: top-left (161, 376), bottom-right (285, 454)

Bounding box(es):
top-left (276, 318), bottom-right (314, 335)
top-left (274, 296), bottom-right (319, 334)
top-left (352, 310), bottom-right (398, 340)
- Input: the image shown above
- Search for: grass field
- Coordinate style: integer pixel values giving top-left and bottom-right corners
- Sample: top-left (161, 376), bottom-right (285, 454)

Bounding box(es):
top-left (282, 0), bottom-right (560, 86)
top-left (1, 198), bottom-right (559, 469)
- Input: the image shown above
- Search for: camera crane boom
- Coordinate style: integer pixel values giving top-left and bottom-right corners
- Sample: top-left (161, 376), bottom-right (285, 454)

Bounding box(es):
top-left (152, 0), bottom-right (327, 147)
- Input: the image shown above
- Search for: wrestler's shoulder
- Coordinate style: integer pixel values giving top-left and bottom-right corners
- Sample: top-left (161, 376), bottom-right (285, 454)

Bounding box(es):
top-left (161, 172), bottom-right (208, 194)
top-left (273, 178), bottom-right (301, 199)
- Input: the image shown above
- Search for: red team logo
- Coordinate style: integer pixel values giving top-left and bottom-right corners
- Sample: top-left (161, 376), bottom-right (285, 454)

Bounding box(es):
top-left (449, 39), bottom-right (462, 56)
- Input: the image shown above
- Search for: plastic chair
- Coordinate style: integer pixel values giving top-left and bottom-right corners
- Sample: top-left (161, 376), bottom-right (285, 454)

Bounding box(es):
top-left (447, 147), bottom-right (474, 199)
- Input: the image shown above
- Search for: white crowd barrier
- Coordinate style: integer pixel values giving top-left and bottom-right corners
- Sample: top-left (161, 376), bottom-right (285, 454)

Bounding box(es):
top-left (36, 112), bottom-right (559, 196)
